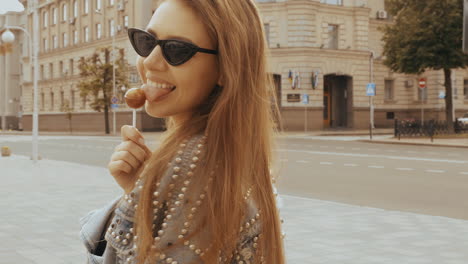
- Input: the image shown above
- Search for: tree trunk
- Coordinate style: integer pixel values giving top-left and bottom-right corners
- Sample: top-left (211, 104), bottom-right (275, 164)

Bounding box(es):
top-left (443, 68), bottom-right (455, 133)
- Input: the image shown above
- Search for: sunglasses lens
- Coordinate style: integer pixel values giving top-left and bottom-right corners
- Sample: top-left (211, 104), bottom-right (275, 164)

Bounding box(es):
top-left (132, 31), bottom-right (156, 57)
top-left (164, 40), bottom-right (194, 65)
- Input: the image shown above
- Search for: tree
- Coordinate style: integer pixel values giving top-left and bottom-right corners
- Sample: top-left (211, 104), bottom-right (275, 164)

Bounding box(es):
top-left (60, 99), bottom-right (73, 134)
top-left (78, 47), bottom-right (129, 134)
top-left (381, 0), bottom-right (468, 132)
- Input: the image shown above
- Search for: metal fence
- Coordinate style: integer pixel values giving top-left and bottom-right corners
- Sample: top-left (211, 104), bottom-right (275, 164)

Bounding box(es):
top-left (394, 119), bottom-right (468, 140)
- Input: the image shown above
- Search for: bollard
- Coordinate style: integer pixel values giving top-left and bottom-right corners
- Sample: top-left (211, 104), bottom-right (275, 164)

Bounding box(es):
top-left (1, 146), bottom-right (11, 157)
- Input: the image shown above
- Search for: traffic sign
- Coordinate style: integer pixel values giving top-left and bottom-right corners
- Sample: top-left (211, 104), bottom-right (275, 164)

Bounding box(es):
top-left (366, 83), bottom-right (376, 96)
top-left (111, 95), bottom-right (119, 104)
top-left (438, 91), bottom-right (445, 99)
top-left (302, 94), bottom-right (309, 104)
top-left (418, 78), bottom-right (427, 89)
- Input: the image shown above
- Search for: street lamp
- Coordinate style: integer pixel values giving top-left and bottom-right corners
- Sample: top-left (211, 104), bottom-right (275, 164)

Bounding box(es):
top-left (1, 1), bottom-right (40, 162)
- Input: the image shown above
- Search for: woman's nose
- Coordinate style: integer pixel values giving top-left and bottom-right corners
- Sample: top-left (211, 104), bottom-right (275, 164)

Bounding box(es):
top-left (143, 45), bottom-right (167, 71)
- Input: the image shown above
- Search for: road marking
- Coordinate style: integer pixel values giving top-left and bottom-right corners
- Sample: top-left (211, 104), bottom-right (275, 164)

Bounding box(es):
top-left (344, 163), bottom-right (358, 167)
top-left (396, 168), bottom-right (415, 171)
top-left (296, 160), bottom-right (309, 163)
top-left (459, 172), bottom-right (468, 175)
top-left (320, 162), bottom-right (333, 165)
top-left (368, 165), bottom-right (385, 169)
top-left (276, 149), bottom-right (468, 164)
top-left (426, 170), bottom-right (445, 173)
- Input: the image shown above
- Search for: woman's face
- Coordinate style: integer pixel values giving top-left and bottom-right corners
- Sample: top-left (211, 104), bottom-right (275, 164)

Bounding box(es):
top-left (137, 0), bottom-right (220, 124)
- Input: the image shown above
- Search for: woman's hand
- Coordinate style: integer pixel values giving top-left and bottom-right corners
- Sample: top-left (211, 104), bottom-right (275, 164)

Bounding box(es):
top-left (108, 125), bottom-right (152, 194)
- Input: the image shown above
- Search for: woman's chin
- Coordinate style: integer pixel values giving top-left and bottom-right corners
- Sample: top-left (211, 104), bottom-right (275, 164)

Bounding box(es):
top-left (144, 102), bottom-right (172, 118)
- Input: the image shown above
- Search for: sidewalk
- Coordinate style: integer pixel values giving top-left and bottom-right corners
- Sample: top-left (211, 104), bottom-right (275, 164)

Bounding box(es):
top-left (359, 136), bottom-right (468, 149)
top-left (2, 154), bottom-right (468, 263)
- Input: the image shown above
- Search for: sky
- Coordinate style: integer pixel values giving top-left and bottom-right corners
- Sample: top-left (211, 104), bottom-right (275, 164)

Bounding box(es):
top-left (0, 0), bottom-right (25, 15)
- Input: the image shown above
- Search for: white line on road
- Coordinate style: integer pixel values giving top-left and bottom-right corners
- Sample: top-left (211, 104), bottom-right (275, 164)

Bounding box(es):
top-left (320, 162), bottom-right (334, 165)
top-left (296, 160), bottom-right (309, 163)
top-left (368, 165), bottom-right (385, 169)
top-left (426, 170), bottom-right (445, 173)
top-left (396, 168), bottom-right (415, 171)
top-left (459, 172), bottom-right (468, 175)
top-left (276, 149), bottom-right (468, 164)
top-left (344, 163), bottom-right (358, 167)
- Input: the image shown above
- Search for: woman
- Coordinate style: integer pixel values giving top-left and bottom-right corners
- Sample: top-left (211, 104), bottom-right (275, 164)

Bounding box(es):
top-left (80, 0), bottom-right (285, 263)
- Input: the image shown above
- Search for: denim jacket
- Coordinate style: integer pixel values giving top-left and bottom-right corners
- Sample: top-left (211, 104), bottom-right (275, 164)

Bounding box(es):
top-left (79, 134), bottom-right (262, 264)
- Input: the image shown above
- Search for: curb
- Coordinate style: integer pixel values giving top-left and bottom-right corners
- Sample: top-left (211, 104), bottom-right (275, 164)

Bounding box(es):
top-left (358, 139), bottom-right (468, 149)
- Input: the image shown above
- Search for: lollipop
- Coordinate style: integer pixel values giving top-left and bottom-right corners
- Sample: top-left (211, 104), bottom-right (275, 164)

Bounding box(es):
top-left (124, 87), bottom-right (146, 109)
top-left (124, 87), bottom-right (146, 127)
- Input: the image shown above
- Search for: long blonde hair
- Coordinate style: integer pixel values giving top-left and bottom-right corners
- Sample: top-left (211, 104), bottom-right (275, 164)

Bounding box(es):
top-left (134, 0), bottom-right (285, 263)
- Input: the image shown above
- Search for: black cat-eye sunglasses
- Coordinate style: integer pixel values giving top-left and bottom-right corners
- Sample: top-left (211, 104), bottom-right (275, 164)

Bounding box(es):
top-left (127, 27), bottom-right (218, 66)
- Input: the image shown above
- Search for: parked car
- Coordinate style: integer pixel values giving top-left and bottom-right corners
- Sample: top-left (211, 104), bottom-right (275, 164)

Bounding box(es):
top-left (457, 113), bottom-right (468, 125)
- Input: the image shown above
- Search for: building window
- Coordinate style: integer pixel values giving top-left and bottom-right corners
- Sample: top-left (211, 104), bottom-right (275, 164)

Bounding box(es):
top-left (43, 38), bottom-right (48, 52)
top-left (40, 65), bottom-right (44, 80)
top-left (384, 79), bottom-right (394, 100)
top-left (50, 92), bottom-right (55, 111)
top-left (73, 30), bottom-right (78, 44)
top-left (63, 33), bottom-right (68, 47)
top-left (84, 0), bottom-right (89, 14)
top-left (59, 61), bottom-right (64, 76)
top-left (71, 90), bottom-right (76, 109)
top-left (464, 79), bottom-right (468, 100)
top-left (70, 59), bottom-right (74, 75)
top-left (109, 19), bottom-right (115, 36)
top-left (49, 63), bottom-right (54, 79)
top-left (124, 15), bottom-right (128, 28)
top-left (73, 0), bottom-right (78, 17)
top-left (53, 35), bottom-right (58, 49)
top-left (62, 4), bottom-right (68, 21)
top-left (43, 11), bottom-right (48, 27)
top-left (328, 24), bottom-right (339, 49)
top-left (321, 0), bottom-right (343, 5)
top-left (96, 0), bottom-right (102, 10)
top-left (84, 26), bottom-right (89, 42)
top-left (53, 8), bottom-right (57, 24)
top-left (264, 23), bottom-right (270, 46)
top-left (41, 92), bottom-right (45, 110)
top-left (109, 0), bottom-right (115, 6)
top-left (96, 23), bottom-right (102, 39)
top-left (60, 91), bottom-right (65, 108)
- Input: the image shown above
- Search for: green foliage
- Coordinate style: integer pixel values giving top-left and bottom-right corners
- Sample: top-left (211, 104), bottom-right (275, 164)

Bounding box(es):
top-left (382, 0), bottom-right (468, 74)
top-left (77, 47), bottom-right (129, 112)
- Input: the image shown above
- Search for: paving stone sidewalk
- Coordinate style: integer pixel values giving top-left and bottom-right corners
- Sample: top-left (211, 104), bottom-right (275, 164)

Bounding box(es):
top-left (2, 155), bottom-right (468, 264)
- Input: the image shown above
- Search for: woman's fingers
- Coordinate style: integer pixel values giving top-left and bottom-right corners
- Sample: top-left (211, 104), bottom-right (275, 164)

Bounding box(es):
top-left (108, 159), bottom-right (132, 175)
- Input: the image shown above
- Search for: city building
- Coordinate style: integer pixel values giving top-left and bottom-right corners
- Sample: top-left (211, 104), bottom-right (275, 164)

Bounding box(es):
top-left (2, 0), bottom-right (468, 132)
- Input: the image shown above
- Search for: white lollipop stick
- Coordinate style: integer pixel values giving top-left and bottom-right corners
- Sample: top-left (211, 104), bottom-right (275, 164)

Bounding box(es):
top-left (132, 109), bottom-right (136, 127)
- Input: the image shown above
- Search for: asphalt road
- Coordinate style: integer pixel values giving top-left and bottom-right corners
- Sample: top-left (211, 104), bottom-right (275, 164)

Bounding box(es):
top-left (2, 135), bottom-right (468, 220)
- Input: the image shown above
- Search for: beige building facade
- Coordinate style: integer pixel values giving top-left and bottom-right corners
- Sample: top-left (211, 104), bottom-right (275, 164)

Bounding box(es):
top-left (258, 0), bottom-right (468, 130)
top-left (4, 0), bottom-right (468, 132)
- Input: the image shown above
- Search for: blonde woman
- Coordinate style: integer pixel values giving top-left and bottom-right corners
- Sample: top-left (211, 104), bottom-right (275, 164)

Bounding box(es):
top-left (80, 0), bottom-right (285, 263)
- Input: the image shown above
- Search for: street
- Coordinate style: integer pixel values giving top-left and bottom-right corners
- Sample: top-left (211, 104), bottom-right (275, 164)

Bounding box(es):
top-left (2, 134), bottom-right (468, 220)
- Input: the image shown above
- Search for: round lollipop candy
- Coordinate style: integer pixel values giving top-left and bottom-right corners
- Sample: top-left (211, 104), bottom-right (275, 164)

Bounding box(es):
top-left (124, 87), bottom-right (146, 109)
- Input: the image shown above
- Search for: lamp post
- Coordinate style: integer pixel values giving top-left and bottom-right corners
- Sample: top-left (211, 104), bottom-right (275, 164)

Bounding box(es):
top-left (1, 1), bottom-right (39, 162)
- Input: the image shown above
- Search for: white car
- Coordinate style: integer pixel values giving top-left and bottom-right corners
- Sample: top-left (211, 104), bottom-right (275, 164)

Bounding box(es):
top-left (457, 113), bottom-right (468, 125)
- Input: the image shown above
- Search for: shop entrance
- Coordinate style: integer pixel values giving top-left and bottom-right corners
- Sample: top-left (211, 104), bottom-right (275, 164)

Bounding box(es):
top-left (323, 74), bottom-right (353, 128)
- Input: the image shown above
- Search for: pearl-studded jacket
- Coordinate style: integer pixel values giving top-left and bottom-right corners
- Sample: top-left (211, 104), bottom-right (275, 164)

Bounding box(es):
top-left (80, 134), bottom-right (262, 264)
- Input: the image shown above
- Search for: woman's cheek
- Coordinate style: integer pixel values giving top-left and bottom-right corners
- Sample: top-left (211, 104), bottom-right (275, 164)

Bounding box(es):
top-left (136, 56), bottom-right (146, 83)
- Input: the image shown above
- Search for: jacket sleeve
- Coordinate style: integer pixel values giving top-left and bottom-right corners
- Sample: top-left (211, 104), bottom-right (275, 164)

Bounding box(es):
top-left (79, 196), bottom-right (122, 262)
